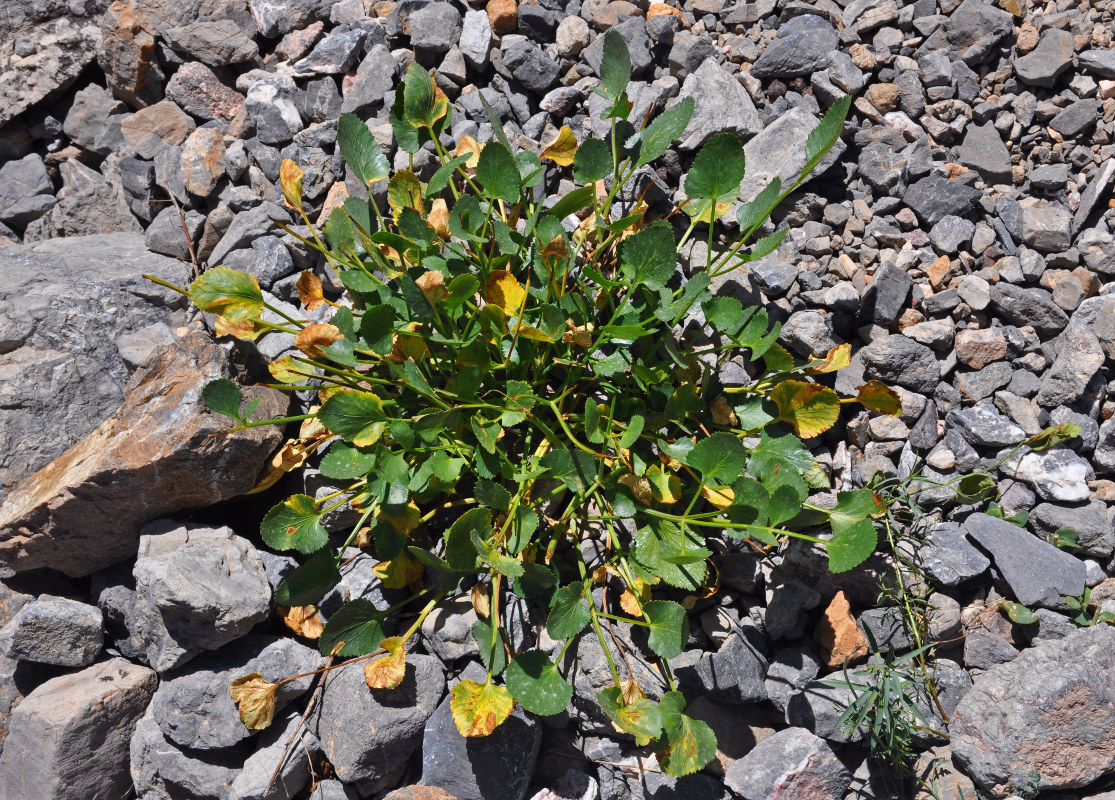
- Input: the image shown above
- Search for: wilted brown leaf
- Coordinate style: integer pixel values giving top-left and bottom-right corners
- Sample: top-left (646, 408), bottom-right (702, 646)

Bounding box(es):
top-left (365, 636), bottom-right (406, 689)
top-left (710, 395), bottom-right (738, 427)
top-left (471, 582), bottom-right (491, 619)
top-left (372, 549), bottom-right (424, 589)
top-left (416, 270), bottom-right (448, 304)
top-left (454, 134), bottom-right (483, 169)
top-left (215, 315), bottom-right (263, 340)
top-left (562, 320), bottom-right (594, 348)
top-left (248, 438), bottom-right (321, 494)
top-left (280, 158), bottom-right (304, 210)
top-left (229, 673), bottom-right (279, 730)
top-left (296, 270), bottom-right (325, 310)
top-left (278, 605), bottom-right (325, 639)
top-left (295, 323), bottom-right (344, 358)
top-left (429, 198), bottom-right (450, 239)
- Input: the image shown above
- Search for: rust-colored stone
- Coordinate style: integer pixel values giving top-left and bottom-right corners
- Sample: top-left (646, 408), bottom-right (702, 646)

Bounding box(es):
top-left (487, 0), bottom-right (518, 34)
top-left (383, 786), bottom-right (458, 800)
top-left (98, 1), bottom-right (164, 108)
top-left (817, 591), bottom-right (869, 668)
top-left (0, 334), bottom-right (286, 577)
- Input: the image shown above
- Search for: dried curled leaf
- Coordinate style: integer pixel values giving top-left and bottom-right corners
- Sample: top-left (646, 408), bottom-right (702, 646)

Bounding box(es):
top-left (229, 673), bottom-right (279, 730)
top-left (295, 323), bottom-right (344, 358)
top-left (278, 604), bottom-right (325, 639)
top-left (297, 270), bottom-right (325, 310)
top-left (388, 322), bottom-right (429, 362)
top-left (365, 636), bottom-right (406, 689)
top-left (562, 321), bottom-right (594, 347)
top-left (280, 158), bottom-right (304, 210)
top-left (619, 576), bottom-right (651, 616)
top-left (618, 472), bottom-right (653, 506)
top-left (451, 679), bottom-right (516, 737)
top-left (416, 270), bottom-right (448, 305)
top-left (372, 548), bottom-right (425, 589)
top-left (248, 437), bottom-right (322, 494)
top-left (429, 198), bottom-right (450, 239)
top-left (454, 134), bottom-right (483, 169)
top-left (540, 126), bottom-right (579, 166)
top-left (710, 395), bottom-right (738, 427)
top-left (215, 315), bottom-right (264, 341)
top-left (855, 380), bottom-right (903, 416)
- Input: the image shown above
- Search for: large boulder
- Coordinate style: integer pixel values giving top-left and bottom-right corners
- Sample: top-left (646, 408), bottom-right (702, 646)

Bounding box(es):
top-left (951, 625), bottom-right (1115, 795)
top-left (0, 330), bottom-right (286, 577)
top-left (0, 233), bottom-right (191, 495)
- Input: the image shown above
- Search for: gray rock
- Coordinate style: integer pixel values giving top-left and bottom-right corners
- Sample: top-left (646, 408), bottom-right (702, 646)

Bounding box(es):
top-left (1006, 448), bottom-right (1091, 503)
top-left (737, 106), bottom-right (845, 205)
top-left (223, 237), bottom-right (296, 291)
top-left (952, 626), bottom-right (1115, 794)
top-left (956, 361), bottom-right (1014, 403)
top-left (340, 46), bottom-right (397, 116)
top-left (133, 523), bottom-right (270, 670)
top-left (963, 628), bottom-right (1018, 670)
top-left (315, 655), bottom-right (444, 790)
top-left (229, 710), bottom-right (321, 800)
top-left (1051, 99), bottom-right (1100, 139)
top-left (245, 76), bottom-right (303, 146)
top-left (291, 28), bottom-right (365, 76)
top-left (673, 59), bottom-right (761, 151)
top-left (858, 607), bottom-right (912, 651)
top-left (857, 141), bottom-right (907, 194)
top-left (0, 658), bottom-right (157, 800)
top-left (862, 335), bottom-right (940, 394)
top-left (460, 10), bottom-right (493, 69)
top-left (163, 19), bottom-right (259, 66)
top-left (1079, 49), bottom-right (1115, 79)
top-left (930, 0), bottom-right (1014, 65)
top-left (904, 175), bottom-right (982, 226)
top-left (131, 708), bottom-right (246, 800)
top-left (749, 257), bottom-right (797, 296)
top-left (209, 202), bottom-right (292, 266)
top-left (310, 780), bottom-right (358, 800)
top-left (785, 681), bottom-right (864, 743)
top-left (1022, 205), bottom-right (1073, 253)
top-left (725, 727), bottom-right (849, 800)
top-left (863, 262), bottom-right (912, 324)
top-left (297, 78), bottom-right (342, 124)
top-left (0, 595), bottom-right (102, 667)
top-left (779, 310), bottom-right (835, 359)
top-left (678, 632), bottom-right (768, 704)
top-left (583, 18), bottom-right (654, 78)
top-left (409, 3), bottom-right (463, 56)
top-left (956, 123), bottom-right (1012, 185)
top-left (990, 283), bottom-right (1069, 338)
top-left (1035, 324), bottom-right (1104, 407)
top-left (166, 61), bottom-right (246, 123)
top-left (26, 177), bottom-right (143, 241)
top-left (146, 206), bottom-right (205, 262)
top-left (751, 15), bottom-right (838, 79)
top-left (0, 234), bottom-right (190, 497)
top-left (63, 84), bottom-right (123, 151)
top-left (121, 157), bottom-right (162, 224)
top-left (1013, 29), bottom-right (1075, 87)
top-left (420, 596), bottom-right (478, 664)
top-left (250, 0), bottom-right (335, 37)
top-left (946, 402), bottom-right (1025, 447)
top-left (502, 37), bottom-right (561, 95)
top-left (1031, 502), bottom-right (1115, 560)
top-left (152, 635), bottom-right (323, 751)
top-left (420, 698), bottom-right (542, 800)
top-left (764, 646), bottom-right (821, 714)
top-left (963, 512), bottom-right (1086, 609)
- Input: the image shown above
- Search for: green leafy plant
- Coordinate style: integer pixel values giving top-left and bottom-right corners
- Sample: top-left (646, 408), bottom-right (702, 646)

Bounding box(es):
top-left (153, 31), bottom-right (900, 776)
top-left (1065, 587), bottom-right (1115, 627)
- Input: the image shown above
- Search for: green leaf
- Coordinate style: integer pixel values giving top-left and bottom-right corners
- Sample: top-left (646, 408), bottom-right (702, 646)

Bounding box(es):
top-left (762, 343), bottom-right (795, 373)
top-left (656, 692), bottom-right (718, 777)
top-left (471, 529), bottom-right (524, 578)
top-left (595, 29), bottom-right (631, 102)
top-left (801, 94), bottom-right (850, 181)
top-left (317, 598), bottom-right (385, 657)
top-left (360, 304), bottom-right (396, 355)
top-left (827, 518), bottom-right (877, 573)
top-left (445, 508), bottom-right (490, 571)
top-left (324, 206), bottom-right (356, 252)
top-left (190, 266), bottom-right (264, 322)
top-left (619, 223), bottom-right (676, 291)
top-left (476, 141), bottom-right (521, 202)
top-left (701, 297), bottom-right (744, 336)
top-left (514, 562), bottom-right (558, 603)
top-left (735, 397), bottom-right (778, 430)
top-left (261, 494), bottom-right (329, 553)
top-left (618, 414), bottom-right (645, 449)
top-left (573, 138), bottom-right (613, 183)
top-left (635, 97), bottom-right (694, 167)
top-left (750, 227), bottom-right (787, 260)
top-left (403, 62), bottom-right (442, 129)
top-left (748, 429), bottom-right (812, 482)
top-left (502, 380), bottom-right (536, 427)
top-left (337, 113), bottom-right (390, 186)
top-left (1026, 422), bottom-right (1083, 451)
top-left (472, 618), bottom-right (508, 675)
top-left (547, 583), bottom-right (590, 639)
top-left (1051, 527), bottom-right (1080, 551)
top-left (728, 477), bottom-right (769, 526)
top-left (828, 488), bottom-right (882, 534)
top-left (427, 154), bottom-right (471, 197)
top-left (445, 273), bottom-right (481, 311)
top-left (389, 87), bottom-right (422, 155)
top-left (274, 551), bottom-right (342, 606)
top-left (688, 433), bottom-right (748, 483)
top-left (540, 449), bottom-right (599, 491)
top-left (768, 484), bottom-right (803, 527)
top-left (999, 600), bottom-right (1038, 626)
top-left (547, 184), bottom-right (596, 219)
top-left (736, 177), bottom-right (781, 237)
top-left (319, 389), bottom-right (389, 447)
top-left (506, 649), bottom-right (573, 716)
top-left (955, 473), bottom-right (998, 504)
top-left (475, 480), bottom-right (512, 511)
top-left (508, 507), bottom-right (539, 555)
top-left (202, 379), bottom-right (244, 422)
top-left (683, 132), bottom-right (745, 222)
top-left (598, 687), bottom-right (662, 745)
top-left (643, 600), bottom-right (689, 659)
top-left (319, 442), bottom-right (378, 480)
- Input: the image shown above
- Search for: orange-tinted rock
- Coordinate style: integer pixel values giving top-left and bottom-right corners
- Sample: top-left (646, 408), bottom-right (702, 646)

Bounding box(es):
top-left (98, 0), bottom-right (164, 108)
top-left (487, 0), bottom-right (518, 34)
top-left (818, 591), bottom-right (869, 668)
top-left (383, 787), bottom-right (459, 800)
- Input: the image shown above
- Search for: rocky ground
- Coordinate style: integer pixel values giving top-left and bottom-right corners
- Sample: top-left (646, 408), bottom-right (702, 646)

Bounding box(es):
top-left (2, 0), bottom-right (1115, 798)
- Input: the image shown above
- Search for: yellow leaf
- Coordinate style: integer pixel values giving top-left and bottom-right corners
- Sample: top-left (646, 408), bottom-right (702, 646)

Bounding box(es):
top-left (388, 169), bottom-right (424, 221)
top-left (295, 323), bottom-right (344, 358)
top-left (562, 320), bottom-right (594, 347)
top-left (372, 548), bottom-right (424, 589)
top-left (248, 437), bottom-right (321, 494)
top-left (856, 380), bottom-right (903, 416)
top-left (646, 464), bottom-right (682, 505)
top-left (471, 582), bottom-right (491, 619)
top-left (229, 673), bottom-right (279, 730)
top-left (429, 198), bottom-right (450, 239)
top-left (618, 472), bottom-right (653, 506)
top-left (378, 500), bottom-right (421, 534)
top-left (365, 636), bottom-right (406, 689)
top-left (296, 270), bottom-right (325, 310)
top-left (299, 412), bottom-right (327, 440)
top-left (710, 395), bottom-right (738, 427)
top-left (277, 604), bottom-right (324, 639)
top-left (269, 355), bottom-right (313, 384)
top-left (540, 126), bottom-right (579, 166)
top-left (454, 134), bottom-right (483, 169)
top-left (518, 326), bottom-right (555, 343)
top-left (701, 485), bottom-right (734, 510)
top-left (388, 322), bottom-right (429, 362)
top-left (430, 83), bottom-right (450, 126)
top-left (280, 158), bottom-right (303, 211)
top-left (215, 315), bottom-right (264, 340)
top-left (484, 270), bottom-right (527, 316)
top-left (807, 343), bottom-right (852, 374)
top-left (619, 576), bottom-right (651, 616)
top-left (415, 270), bottom-right (448, 305)
top-left (450, 679), bottom-right (515, 737)
top-left (770, 380), bottom-right (842, 439)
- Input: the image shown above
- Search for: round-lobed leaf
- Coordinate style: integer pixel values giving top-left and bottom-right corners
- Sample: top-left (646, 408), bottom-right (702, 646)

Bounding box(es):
top-left (261, 494), bottom-right (329, 553)
top-left (643, 600), bottom-right (689, 659)
top-left (506, 649), bottom-right (573, 716)
top-left (189, 267), bottom-right (264, 323)
top-left (317, 598), bottom-right (386, 657)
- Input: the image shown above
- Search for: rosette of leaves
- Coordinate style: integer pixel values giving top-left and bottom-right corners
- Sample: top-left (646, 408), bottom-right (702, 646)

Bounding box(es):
top-left (190, 32), bottom-right (898, 777)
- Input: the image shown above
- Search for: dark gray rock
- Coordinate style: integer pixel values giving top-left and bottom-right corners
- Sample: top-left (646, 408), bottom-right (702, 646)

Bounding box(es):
top-left (291, 28), bottom-right (365, 76)
top-left (1036, 324), bottom-right (1104, 407)
top-left (146, 206), bottom-right (205, 262)
top-left (420, 698), bottom-right (542, 800)
top-left (0, 154), bottom-right (54, 227)
top-left (1022, 205), bottom-right (1073, 253)
top-left (863, 262), bottom-right (911, 325)
top-left (63, 84), bottom-right (123, 151)
top-left (674, 59), bottom-right (761, 151)
top-left (858, 607), bottom-right (912, 651)
top-left (751, 15), bottom-right (838, 79)
top-left (130, 708), bottom-right (247, 799)
top-left (244, 76), bottom-right (303, 146)
top-left (749, 257), bottom-right (798, 296)
top-left (1030, 502), bottom-right (1115, 560)
top-left (0, 658), bottom-right (157, 800)
top-left (952, 626), bottom-right (1115, 794)
top-left (1050, 99), bottom-right (1100, 139)
top-left (408, 3), bottom-right (463, 56)
top-left (930, 215), bottom-right (977, 254)
top-left (963, 512), bottom-right (1086, 609)
top-left (921, 521), bottom-right (991, 586)
top-left (297, 78), bottom-right (342, 124)
top-left (222, 236), bottom-right (296, 290)
top-left (249, 0), bottom-right (335, 37)
top-left (584, 18), bottom-right (654, 78)
top-left (963, 628), bottom-right (1018, 670)
top-left (1079, 49), bottom-right (1115, 79)
top-left (989, 283), bottom-right (1069, 338)
top-left (120, 157), bottom-right (162, 224)
top-left (0, 595), bottom-right (102, 668)
top-left (229, 710), bottom-right (321, 800)
top-left (725, 727), bottom-right (849, 800)
top-left (315, 654), bottom-right (444, 791)
top-left (152, 635), bottom-right (323, 751)
top-left (956, 123), bottom-right (1012, 185)
top-left (904, 175), bottom-right (982, 226)
top-left (862, 335), bottom-right (940, 393)
top-left (501, 37), bottom-right (561, 95)
top-left (781, 310), bottom-right (837, 358)
top-left (340, 46), bottom-right (397, 115)
top-left (209, 202), bottom-right (292, 266)
top-left (785, 681), bottom-right (864, 743)
top-left (163, 20), bottom-right (259, 67)
top-left (677, 632), bottom-right (768, 704)
top-left (738, 105), bottom-right (845, 204)
top-left (931, 0), bottom-right (1014, 65)
top-left (764, 646), bottom-right (821, 714)
top-left (946, 402), bottom-right (1025, 447)
top-left (857, 141), bottom-right (907, 194)
top-left (1013, 28), bottom-right (1075, 87)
